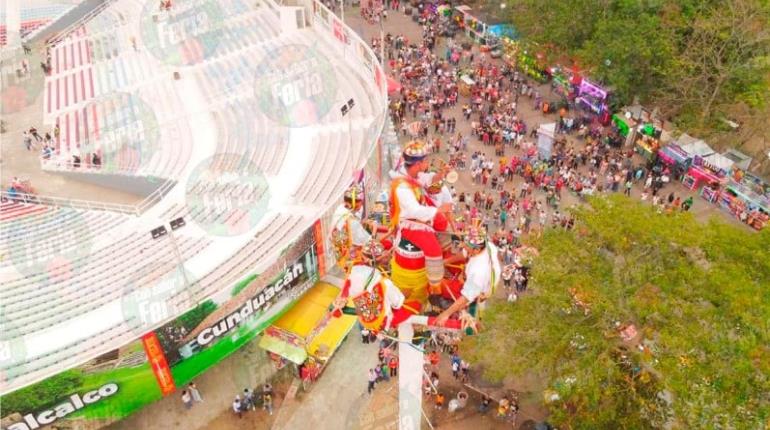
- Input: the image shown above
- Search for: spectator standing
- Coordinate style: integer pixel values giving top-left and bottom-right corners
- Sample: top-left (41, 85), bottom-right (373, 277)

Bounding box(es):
top-left (242, 388), bottom-right (254, 411)
top-left (232, 396), bottom-right (242, 419)
top-left (181, 390), bottom-right (192, 410)
top-left (262, 392), bottom-right (273, 415)
top-left (368, 368), bottom-right (378, 394)
top-left (389, 356), bottom-right (398, 377)
top-left (188, 383), bottom-right (203, 403)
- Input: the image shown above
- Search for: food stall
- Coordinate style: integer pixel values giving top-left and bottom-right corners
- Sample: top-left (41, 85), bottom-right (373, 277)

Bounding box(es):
top-left (633, 123), bottom-right (663, 162)
top-left (259, 281), bottom-right (357, 379)
top-left (550, 66), bottom-right (580, 100)
top-left (684, 153), bottom-right (731, 193)
top-left (453, 5), bottom-right (492, 45)
top-left (657, 144), bottom-right (690, 175)
top-left (576, 78), bottom-right (609, 115)
top-left (517, 45), bottom-right (550, 83)
top-left (719, 171), bottom-right (770, 230)
top-left (500, 37), bottom-right (518, 67)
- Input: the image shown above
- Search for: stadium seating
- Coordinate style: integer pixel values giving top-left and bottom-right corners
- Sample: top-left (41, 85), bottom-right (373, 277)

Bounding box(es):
top-left (2, 0), bottom-right (386, 395)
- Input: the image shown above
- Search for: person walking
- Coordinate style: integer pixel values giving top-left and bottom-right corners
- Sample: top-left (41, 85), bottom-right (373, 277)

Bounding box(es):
top-left (368, 368), bottom-right (378, 394)
top-left (246, 388), bottom-right (257, 411)
top-left (262, 391), bottom-right (273, 415)
top-left (23, 132), bottom-right (32, 151)
top-left (232, 395), bottom-right (243, 419)
top-left (181, 390), bottom-right (192, 410)
top-left (188, 382), bottom-right (203, 403)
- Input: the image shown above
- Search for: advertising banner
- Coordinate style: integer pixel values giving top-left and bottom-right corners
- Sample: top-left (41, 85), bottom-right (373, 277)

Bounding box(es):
top-left (1, 232), bottom-right (318, 430)
top-left (141, 333), bottom-right (175, 396)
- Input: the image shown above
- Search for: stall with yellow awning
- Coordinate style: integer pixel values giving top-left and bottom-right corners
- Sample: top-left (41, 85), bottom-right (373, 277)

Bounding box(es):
top-left (258, 281), bottom-right (357, 371)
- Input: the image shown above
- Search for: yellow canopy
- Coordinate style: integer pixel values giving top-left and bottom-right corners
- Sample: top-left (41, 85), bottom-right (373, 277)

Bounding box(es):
top-left (271, 282), bottom-right (341, 338)
top-left (307, 312), bottom-right (357, 360)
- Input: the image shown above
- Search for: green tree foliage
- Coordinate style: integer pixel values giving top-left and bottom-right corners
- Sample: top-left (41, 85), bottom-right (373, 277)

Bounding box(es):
top-left (2, 370), bottom-right (84, 415)
top-left (462, 195), bottom-right (770, 428)
top-left (504, 0), bottom-right (770, 141)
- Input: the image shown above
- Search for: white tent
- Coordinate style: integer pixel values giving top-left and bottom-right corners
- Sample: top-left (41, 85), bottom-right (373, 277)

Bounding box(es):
top-left (537, 123), bottom-right (556, 159)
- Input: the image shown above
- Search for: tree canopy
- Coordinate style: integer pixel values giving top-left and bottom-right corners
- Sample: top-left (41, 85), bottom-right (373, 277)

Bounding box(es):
top-left (462, 195), bottom-right (770, 428)
top-left (503, 0), bottom-right (770, 165)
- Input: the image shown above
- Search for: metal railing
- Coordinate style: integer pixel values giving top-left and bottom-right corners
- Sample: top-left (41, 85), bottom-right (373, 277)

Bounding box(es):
top-left (1, 190), bottom-right (138, 215)
top-left (1, 178), bottom-right (177, 216)
top-left (44, 0), bottom-right (118, 47)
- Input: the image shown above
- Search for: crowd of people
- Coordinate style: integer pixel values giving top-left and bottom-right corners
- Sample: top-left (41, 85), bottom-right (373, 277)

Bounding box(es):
top-left (379, 0), bottom-right (697, 247)
top-left (230, 383), bottom-right (274, 418)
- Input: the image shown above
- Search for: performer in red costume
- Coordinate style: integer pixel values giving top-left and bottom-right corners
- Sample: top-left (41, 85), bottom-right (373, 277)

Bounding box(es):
top-left (389, 141), bottom-right (454, 295)
top-left (331, 242), bottom-right (420, 332)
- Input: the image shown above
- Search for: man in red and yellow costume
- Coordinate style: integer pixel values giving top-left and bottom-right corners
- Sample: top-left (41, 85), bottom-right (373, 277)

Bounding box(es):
top-left (389, 141), bottom-right (453, 298)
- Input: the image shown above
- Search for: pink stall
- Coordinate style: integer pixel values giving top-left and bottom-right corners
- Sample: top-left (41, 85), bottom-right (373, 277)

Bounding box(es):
top-left (684, 154), bottom-right (733, 202)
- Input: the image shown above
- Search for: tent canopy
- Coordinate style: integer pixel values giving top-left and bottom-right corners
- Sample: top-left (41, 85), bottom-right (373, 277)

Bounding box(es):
top-left (538, 122), bottom-right (556, 139)
top-left (271, 282), bottom-right (340, 338)
top-left (680, 139), bottom-right (714, 158)
top-left (258, 333), bottom-right (307, 365)
top-left (703, 153), bottom-right (734, 172)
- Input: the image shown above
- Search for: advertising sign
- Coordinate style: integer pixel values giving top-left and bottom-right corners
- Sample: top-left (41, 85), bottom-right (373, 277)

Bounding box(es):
top-left (1, 232), bottom-right (319, 430)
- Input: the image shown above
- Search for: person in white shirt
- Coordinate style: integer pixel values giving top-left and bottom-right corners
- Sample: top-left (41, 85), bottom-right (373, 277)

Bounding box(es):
top-left (435, 221), bottom-right (501, 329)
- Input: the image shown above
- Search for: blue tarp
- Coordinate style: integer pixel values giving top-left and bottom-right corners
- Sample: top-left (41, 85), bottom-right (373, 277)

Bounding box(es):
top-left (488, 24), bottom-right (518, 40)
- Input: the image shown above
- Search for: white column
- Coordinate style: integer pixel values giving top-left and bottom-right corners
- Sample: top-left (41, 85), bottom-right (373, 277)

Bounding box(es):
top-left (5, 0), bottom-right (22, 48)
top-left (397, 322), bottom-right (422, 430)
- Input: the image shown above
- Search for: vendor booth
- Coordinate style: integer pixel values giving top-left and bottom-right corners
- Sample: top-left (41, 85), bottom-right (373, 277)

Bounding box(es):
top-left (719, 171), bottom-right (770, 230)
top-left (517, 45), bottom-right (549, 83)
top-left (633, 123), bottom-right (663, 162)
top-left (550, 66), bottom-right (580, 100)
top-left (721, 148), bottom-right (753, 171)
top-left (453, 6), bottom-right (494, 45)
top-left (657, 144), bottom-right (690, 179)
top-left (576, 78), bottom-right (609, 115)
top-left (683, 153), bottom-right (731, 196)
top-left (259, 281), bottom-right (357, 380)
top-left (611, 113), bottom-right (631, 139)
top-left (537, 123), bottom-right (556, 160)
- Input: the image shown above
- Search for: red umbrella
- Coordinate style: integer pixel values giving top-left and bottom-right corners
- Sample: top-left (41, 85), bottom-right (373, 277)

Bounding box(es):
top-left (387, 76), bottom-right (402, 94)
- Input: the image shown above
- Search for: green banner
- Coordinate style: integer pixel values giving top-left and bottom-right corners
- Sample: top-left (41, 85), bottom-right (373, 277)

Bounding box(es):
top-left (1, 233), bottom-right (319, 430)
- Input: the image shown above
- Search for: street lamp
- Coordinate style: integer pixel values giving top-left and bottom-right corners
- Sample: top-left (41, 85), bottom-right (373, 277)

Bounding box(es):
top-left (150, 218), bottom-right (192, 290)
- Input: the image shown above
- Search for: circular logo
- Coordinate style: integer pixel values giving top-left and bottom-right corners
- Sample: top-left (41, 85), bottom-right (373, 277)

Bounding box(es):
top-left (184, 153), bottom-right (271, 237)
top-left (254, 43), bottom-right (339, 127)
top-left (0, 309), bottom-right (28, 387)
top-left (140, 0), bottom-right (227, 66)
top-left (76, 92), bottom-right (160, 175)
top-left (121, 258), bottom-right (194, 337)
top-left (0, 47), bottom-right (45, 114)
top-left (6, 207), bottom-right (93, 286)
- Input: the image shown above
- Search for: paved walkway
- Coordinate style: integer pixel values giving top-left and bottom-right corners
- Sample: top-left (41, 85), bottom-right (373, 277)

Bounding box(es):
top-left (272, 334), bottom-right (382, 430)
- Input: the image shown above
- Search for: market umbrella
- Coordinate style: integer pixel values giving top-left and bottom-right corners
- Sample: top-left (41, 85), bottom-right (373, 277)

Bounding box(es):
top-left (387, 76), bottom-right (402, 94)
